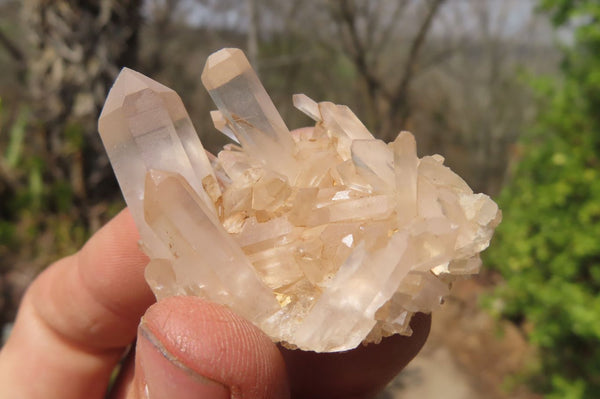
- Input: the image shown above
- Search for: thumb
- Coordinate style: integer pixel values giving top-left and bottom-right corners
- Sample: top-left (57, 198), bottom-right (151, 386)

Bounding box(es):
top-left (131, 297), bottom-right (290, 399)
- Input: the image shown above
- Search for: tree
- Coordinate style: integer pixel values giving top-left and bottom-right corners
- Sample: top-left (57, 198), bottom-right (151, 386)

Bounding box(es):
top-left (22, 0), bottom-right (143, 205)
top-left (0, 0), bottom-right (144, 333)
top-left (485, 1), bottom-right (600, 397)
top-left (316, 0), bottom-right (446, 140)
top-left (261, 0), bottom-right (552, 194)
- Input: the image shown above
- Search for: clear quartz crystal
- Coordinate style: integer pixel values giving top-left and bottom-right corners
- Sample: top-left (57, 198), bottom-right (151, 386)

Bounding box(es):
top-left (98, 48), bottom-right (501, 352)
top-left (201, 48), bottom-right (299, 180)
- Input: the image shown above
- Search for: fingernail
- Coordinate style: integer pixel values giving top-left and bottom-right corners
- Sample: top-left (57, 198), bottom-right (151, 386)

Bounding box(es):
top-left (137, 322), bottom-right (230, 399)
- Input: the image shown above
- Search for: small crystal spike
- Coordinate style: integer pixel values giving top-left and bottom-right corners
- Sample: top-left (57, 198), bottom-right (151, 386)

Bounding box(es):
top-left (393, 131), bottom-right (419, 224)
top-left (292, 94), bottom-right (321, 121)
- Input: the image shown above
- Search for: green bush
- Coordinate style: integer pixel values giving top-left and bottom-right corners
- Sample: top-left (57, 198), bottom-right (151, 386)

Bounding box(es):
top-left (0, 100), bottom-right (121, 272)
top-left (485, 1), bottom-right (600, 397)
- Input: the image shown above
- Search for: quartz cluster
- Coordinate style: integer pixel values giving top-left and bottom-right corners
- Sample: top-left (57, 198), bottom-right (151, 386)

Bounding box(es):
top-left (98, 48), bottom-right (501, 352)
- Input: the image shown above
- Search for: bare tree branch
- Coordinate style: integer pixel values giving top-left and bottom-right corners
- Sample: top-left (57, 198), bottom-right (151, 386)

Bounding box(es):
top-left (144, 0), bottom-right (181, 75)
top-left (246, 0), bottom-right (259, 72)
top-left (386, 0), bottom-right (446, 129)
top-left (419, 42), bottom-right (463, 72)
top-left (325, 0), bottom-right (447, 135)
top-left (369, 1), bottom-right (409, 66)
top-left (0, 27), bottom-right (26, 78)
top-left (334, 0), bottom-right (386, 128)
top-left (0, 29), bottom-right (23, 63)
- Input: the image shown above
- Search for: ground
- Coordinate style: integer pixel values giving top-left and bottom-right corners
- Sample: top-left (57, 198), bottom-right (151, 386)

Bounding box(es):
top-left (379, 277), bottom-right (541, 399)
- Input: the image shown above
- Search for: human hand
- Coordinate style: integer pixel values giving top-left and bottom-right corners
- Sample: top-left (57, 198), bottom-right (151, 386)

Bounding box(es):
top-left (0, 208), bottom-right (430, 399)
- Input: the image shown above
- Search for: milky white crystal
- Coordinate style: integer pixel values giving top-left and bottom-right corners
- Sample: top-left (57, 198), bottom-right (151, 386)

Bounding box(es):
top-left (98, 48), bottom-right (501, 352)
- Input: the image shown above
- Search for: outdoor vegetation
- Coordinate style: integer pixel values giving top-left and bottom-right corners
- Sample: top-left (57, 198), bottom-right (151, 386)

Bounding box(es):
top-left (0, 0), bottom-right (597, 397)
top-left (486, 0), bottom-right (600, 397)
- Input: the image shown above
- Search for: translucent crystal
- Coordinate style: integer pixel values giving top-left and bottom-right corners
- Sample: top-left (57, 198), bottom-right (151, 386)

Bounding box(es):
top-left (393, 131), bottom-right (418, 224)
top-left (201, 48), bottom-right (298, 180)
top-left (98, 68), bottom-right (217, 258)
top-left (143, 169), bottom-right (280, 321)
top-left (210, 110), bottom-right (239, 143)
top-left (99, 48), bottom-right (502, 352)
top-left (292, 93), bottom-right (321, 121)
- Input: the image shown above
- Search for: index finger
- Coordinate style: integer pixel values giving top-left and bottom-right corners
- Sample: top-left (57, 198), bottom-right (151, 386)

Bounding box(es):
top-left (0, 208), bottom-right (154, 399)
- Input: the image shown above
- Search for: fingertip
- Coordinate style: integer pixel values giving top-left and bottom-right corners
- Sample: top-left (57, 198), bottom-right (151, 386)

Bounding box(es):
top-left (142, 297), bottom-right (290, 399)
top-left (135, 323), bottom-right (230, 399)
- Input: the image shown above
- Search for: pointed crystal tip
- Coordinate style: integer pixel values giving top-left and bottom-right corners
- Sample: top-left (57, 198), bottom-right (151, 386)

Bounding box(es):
top-left (99, 67), bottom-right (172, 122)
top-left (201, 48), bottom-right (252, 90)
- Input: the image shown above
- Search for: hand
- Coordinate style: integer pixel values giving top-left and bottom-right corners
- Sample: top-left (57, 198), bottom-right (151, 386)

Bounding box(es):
top-left (0, 209), bottom-right (430, 399)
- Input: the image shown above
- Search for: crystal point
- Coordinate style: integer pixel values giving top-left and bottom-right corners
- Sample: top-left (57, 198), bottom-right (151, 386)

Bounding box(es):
top-left (99, 48), bottom-right (501, 352)
top-left (99, 67), bottom-right (217, 258)
top-left (293, 93), bottom-right (321, 121)
top-left (201, 48), bottom-right (298, 179)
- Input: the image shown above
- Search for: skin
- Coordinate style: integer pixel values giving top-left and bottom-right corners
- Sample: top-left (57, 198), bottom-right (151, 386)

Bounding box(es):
top-left (0, 208), bottom-right (430, 399)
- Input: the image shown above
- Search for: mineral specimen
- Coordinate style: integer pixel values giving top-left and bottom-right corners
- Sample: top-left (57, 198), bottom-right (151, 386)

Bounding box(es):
top-left (98, 48), bottom-right (501, 352)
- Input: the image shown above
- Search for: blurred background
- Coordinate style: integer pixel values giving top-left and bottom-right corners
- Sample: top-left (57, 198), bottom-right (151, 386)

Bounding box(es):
top-left (0, 0), bottom-right (598, 397)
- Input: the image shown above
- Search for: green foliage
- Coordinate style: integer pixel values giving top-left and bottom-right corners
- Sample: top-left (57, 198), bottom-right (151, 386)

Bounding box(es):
top-left (485, 1), bottom-right (600, 397)
top-left (4, 104), bottom-right (26, 168)
top-left (0, 100), bottom-right (114, 273)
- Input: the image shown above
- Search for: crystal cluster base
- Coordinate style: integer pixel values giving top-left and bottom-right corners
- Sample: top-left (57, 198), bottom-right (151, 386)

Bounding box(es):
top-left (98, 48), bottom-right (501, 352)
